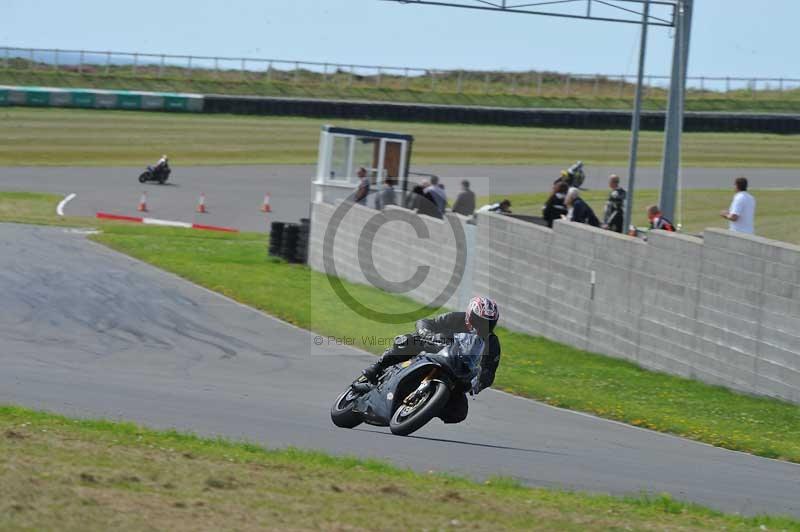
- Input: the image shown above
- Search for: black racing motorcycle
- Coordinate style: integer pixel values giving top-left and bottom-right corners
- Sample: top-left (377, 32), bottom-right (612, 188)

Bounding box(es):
top-left (330, 333), bottom-right (484, 436)
top-left (138, 163), bottom-right (171, 184)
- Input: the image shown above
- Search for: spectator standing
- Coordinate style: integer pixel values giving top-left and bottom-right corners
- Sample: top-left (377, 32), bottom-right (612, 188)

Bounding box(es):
top-left (374, 178), bottom-right (397, 210)
top-left (424, 175), bottom-right (447, 216)
top-left (565, 187), bottom-right (600, 227)
top-left (477, 199), bottom-right (512, 214)
top-left (354, 167), bottom-right (370, 206)
top-left (602, 174), bottom-right (627, 233)
top-left (646, 205), bottom-right (676, 231)
top-left (452, 180), bottom-right (476, 216)
top-left (542, 181), bottom-right (569, 228)
top-left (720, 176), bottom-right (756, 234)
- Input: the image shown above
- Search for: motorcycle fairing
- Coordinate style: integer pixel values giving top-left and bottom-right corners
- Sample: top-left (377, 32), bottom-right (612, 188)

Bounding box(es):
top-left (353, 358), bottom-right (444, 426)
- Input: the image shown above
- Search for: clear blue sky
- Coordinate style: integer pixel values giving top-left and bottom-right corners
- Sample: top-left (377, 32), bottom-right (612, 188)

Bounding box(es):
top-left (4, 0), bottom-right (797, 78)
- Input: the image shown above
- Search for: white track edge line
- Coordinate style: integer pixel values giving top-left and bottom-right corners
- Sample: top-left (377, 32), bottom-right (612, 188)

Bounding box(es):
top-left (56, 193), bottom-right (76, 217)
top-left (142, 217), bottom-right (193, 228)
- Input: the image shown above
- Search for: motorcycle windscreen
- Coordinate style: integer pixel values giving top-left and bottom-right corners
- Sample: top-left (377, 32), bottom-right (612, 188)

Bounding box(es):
top-left (439, 333), bottom-right (485, 378)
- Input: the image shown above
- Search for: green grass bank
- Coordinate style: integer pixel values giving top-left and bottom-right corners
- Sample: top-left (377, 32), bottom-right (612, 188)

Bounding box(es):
top-left (3, 107), bottom-right (800, 167)
top-left (4, 405), bottom-right (798, 530)
top-left (4, 67), bottom-right (800, 114)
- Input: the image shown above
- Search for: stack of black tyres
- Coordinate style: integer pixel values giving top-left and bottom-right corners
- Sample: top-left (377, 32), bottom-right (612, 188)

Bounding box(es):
top-left (269, 219), bottom-right (311, 264)
top-left (280, 224), bottom-right (301, 263)
top-left (296, 218), bottom-right (310, 264)
top-left (268, 222), bottom-right (285, 258)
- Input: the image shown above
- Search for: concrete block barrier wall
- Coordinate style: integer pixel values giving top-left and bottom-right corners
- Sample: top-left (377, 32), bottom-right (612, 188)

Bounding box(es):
top-left (309, 201), bottom-right (470, 312)
top-left (473, 214), bottom-right (800, 404)
top-left (309, 200), bottom-right (800, 404)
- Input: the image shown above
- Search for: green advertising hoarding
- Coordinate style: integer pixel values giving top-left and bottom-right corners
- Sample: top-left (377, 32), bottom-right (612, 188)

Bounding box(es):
top-left (0, 86), bottom-right (203, 112)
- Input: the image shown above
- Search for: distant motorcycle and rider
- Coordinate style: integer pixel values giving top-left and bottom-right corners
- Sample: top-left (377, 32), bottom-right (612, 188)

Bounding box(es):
top-left (139, 154), bottom-right (171, 184)
top-left (555, 160), bottom-right (586, 189)
top-left (330, 297), bottom-right (501, 436)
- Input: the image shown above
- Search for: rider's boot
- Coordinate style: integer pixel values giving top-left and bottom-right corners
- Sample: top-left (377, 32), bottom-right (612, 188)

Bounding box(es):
top-left (362, 338), bottom-right (420, 384)
top-left (361, 361), bottom-right (383, 384)
top-left (361, 349), bottom-right (399, 384)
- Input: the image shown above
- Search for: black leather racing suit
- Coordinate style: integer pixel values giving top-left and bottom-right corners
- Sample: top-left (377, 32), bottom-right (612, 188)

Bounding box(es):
top-left (603, 187), bottom-right (627, 233)
top-left (368, 312), bottom-right (501, 424)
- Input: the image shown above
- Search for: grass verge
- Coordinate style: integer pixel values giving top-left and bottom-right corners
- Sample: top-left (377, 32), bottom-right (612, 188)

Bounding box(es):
top-left (483, 188), bottom-right (800, 245)
top-left (4, 68), bottom-right (800, 113)
top-left (3, 191), bottom-right (800, 463)
top-left (3, 107), bottom-right (800, 167)
top-left (0, 191), bottom-right (90, 227)
top-left (2, 405), bottom-right (798, 530)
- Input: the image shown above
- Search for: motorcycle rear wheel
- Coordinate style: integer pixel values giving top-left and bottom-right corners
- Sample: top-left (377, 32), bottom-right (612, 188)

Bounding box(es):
top-left (389, 380), bottom-right (450, 436)
top-left (330, 386), bottom-right (363, 429)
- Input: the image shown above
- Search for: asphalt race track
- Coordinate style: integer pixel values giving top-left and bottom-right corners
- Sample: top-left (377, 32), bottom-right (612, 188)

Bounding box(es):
top-left (2, 224), bottom-right (799, 517)
top-left (1, 165), bottom-right (797, 232)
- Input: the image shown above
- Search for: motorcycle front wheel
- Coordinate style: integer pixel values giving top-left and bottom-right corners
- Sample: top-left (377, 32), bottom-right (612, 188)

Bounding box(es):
top-left (389, 380), bottom-right (450, 436)
top-left (330, 386), bottom-right (363, 429)
top-left (138, 172), bottom-right (149, 183)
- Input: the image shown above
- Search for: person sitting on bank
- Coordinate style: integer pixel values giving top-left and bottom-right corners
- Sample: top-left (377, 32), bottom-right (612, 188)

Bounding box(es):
top-left (543, 181), bottom-right (568, 228)
top-left (477, 199), bottom-right (512, 214)
top-left (647, 204), bottom-right (676, 231)
top-left (565, 187), bottom-right (600, 227)
top-left (452, 180), bottom-right (476, 216)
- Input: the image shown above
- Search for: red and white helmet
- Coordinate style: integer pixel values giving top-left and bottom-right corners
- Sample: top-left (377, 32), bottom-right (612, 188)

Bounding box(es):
top-left (465, 296), bottom-right (499, 337)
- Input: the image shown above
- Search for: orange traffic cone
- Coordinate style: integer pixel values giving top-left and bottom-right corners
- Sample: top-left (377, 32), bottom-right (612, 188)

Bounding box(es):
top-left (138, 192), bottom-right (148, 212)
top-left (196, 193), bottom-right (207, 214)
top-left (261, 193), bottom-right (271, 213)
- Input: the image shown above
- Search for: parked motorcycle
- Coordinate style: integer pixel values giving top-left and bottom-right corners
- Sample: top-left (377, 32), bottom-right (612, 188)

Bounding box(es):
top-left (330, 333), bottom-right (484, 436)
top-left (138, 163), bottom-right (171, 184)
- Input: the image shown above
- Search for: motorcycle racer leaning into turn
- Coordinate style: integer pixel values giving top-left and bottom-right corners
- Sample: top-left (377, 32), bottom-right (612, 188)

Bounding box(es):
top-left (153, 154), bottom-right (169, 172)
top-left (361, 296), bottom-right (501, 424)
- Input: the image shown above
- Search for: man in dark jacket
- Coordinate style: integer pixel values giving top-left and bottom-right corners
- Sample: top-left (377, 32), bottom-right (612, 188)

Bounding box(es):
top-left (543, 181), bottom-right (569, 228)
top-left (602, 174), bottom-right (627, 233)
top-left (361, 297), bottom-right (501, 424)
top-left (452, 180), bottom-right (476, 216)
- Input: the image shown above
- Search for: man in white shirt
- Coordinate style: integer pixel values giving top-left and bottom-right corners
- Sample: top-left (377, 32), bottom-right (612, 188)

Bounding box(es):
top-left (720, 177), bottom-right (756, 234)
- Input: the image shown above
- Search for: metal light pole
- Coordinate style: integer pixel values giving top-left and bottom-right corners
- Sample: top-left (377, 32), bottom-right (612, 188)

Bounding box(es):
top-left (376, 0), bottom-right (683, 228)
top-left (623, 0), bottom-right (651, 233)
top-left (659, 0), bottom-right (693, 223)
